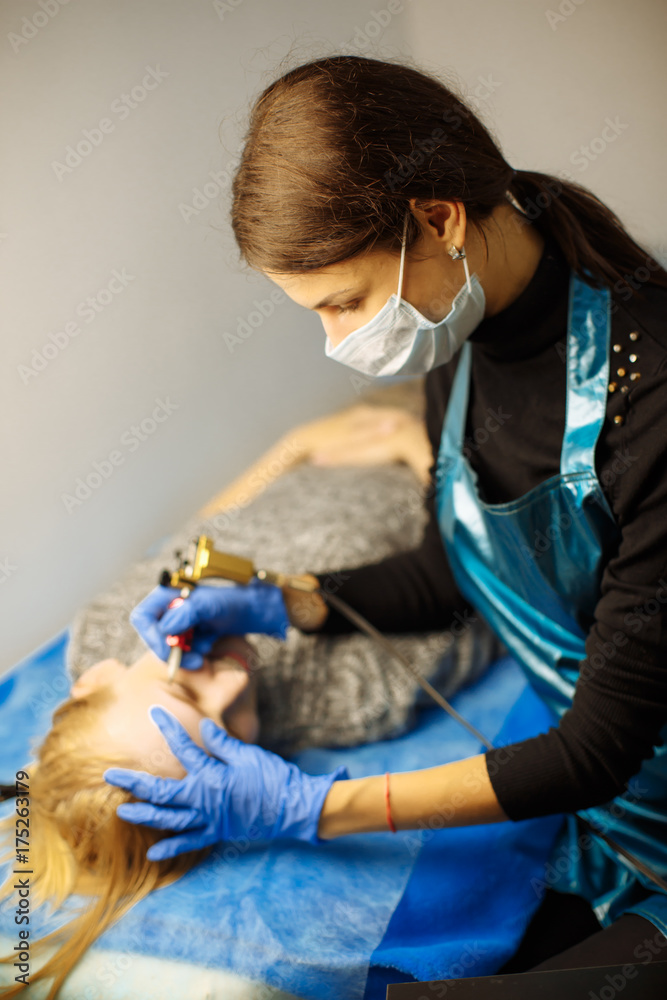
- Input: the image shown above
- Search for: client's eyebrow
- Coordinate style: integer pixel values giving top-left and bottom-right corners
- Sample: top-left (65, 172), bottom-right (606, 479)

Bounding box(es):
top-left (159, 681), bottom-right (202, 711)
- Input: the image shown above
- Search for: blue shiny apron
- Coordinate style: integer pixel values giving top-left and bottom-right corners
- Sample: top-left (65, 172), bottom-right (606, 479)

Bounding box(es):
top-left (435, 271), bottom-right (667, 935)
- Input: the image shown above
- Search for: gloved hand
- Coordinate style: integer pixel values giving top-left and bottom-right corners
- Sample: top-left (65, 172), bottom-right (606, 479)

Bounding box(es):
top-left (130, 579), bottom-right (291, 669)
top-left (104, 706), bottom-right (349, 860)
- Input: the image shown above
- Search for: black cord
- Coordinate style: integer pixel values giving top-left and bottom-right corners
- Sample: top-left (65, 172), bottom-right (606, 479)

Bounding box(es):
top-left (322, 589), bottom-right (493, 748)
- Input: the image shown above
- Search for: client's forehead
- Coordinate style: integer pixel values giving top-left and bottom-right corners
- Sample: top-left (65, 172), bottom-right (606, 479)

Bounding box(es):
top-left (98, 677), bottom-right (206, 779)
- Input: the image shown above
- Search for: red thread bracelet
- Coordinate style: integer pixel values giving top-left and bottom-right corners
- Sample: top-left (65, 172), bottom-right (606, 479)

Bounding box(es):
top-left (385, 772), bottom-right (397, 833)
top-left (219, 650), bottom-right (250, 673)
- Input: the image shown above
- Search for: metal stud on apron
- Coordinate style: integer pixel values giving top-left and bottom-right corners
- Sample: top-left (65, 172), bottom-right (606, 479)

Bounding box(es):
top-left (435, 271), bottom-right (667, 935)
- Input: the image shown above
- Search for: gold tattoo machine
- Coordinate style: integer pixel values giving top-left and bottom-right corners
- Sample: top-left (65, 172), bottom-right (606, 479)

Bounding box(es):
top-left (159, 535), bottom-right (318, 684)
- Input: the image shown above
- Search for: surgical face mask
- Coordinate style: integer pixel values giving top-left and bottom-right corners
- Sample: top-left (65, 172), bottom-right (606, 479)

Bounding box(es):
top-left (324, 213), bottom-right (486, 377)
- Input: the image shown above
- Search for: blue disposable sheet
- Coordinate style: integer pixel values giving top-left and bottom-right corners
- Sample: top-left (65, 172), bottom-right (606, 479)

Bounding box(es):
top-left (0, 632), bottom-right (564, 998)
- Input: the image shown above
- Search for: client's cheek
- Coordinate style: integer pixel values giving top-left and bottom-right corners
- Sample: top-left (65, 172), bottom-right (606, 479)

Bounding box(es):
top-left (199, 667), bottom-right (250, 716)
top-left (184, 687), bottom-right (230, 724)
top-left (181, 666), bottom-right (250, 715)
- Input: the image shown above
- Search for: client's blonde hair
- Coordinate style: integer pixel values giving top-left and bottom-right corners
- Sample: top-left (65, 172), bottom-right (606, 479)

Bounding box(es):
top-left (0, 688), bottom-right (208, 998)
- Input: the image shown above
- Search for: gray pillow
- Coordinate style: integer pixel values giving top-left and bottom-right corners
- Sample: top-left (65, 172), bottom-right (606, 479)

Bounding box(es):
top-left (67, 463), bottom-right (501, 753)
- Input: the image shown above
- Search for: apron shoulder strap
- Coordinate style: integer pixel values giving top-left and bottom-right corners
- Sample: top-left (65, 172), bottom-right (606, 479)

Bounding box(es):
top-left (561, 273), bottom-right (612, 477)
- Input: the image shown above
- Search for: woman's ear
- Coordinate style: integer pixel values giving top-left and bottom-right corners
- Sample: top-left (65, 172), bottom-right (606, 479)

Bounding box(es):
top-left (71, 659), bottom-right (124, 698)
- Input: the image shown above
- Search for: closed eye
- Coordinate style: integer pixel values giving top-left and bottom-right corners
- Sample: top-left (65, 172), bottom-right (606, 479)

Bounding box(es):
top-left (337, 301), bottom-right (361, 315)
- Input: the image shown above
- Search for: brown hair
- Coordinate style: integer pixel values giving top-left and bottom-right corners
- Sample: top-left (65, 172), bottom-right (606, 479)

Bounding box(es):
top-left (231, 55), bottom-right (666, 300)
top-left (0, 688), bottom-right (207, 998)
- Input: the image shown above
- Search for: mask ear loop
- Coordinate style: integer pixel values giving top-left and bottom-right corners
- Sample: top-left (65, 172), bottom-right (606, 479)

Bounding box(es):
top-left (395, 213), bottom-right (409, 304)
top-left (462, 251), bottom-right (472, 294)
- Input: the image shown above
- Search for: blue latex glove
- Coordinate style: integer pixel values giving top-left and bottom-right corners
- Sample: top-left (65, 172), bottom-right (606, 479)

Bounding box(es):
top-left (130, 579), bottom-right (291, 669)
top-left (104, 706), bottom-right (349, 860)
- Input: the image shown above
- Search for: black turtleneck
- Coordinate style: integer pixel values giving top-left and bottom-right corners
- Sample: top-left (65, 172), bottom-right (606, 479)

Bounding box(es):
top-left (309, 231), bottom-right (667, 821)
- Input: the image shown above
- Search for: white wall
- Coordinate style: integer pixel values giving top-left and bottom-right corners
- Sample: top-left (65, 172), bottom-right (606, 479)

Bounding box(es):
top-left (1, 0), bottom-right (665, 675)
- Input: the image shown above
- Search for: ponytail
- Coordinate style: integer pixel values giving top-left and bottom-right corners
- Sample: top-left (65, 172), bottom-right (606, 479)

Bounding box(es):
top-left (509, 169), bottom-right (666, 298)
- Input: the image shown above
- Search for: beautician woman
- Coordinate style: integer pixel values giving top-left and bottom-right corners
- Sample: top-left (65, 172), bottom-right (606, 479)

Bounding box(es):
top-left (106, 56), bottom-right (667, 971)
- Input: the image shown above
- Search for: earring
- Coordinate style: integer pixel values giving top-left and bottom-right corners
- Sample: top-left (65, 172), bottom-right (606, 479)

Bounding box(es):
top-left (447, 245), bottom-right (466, 260)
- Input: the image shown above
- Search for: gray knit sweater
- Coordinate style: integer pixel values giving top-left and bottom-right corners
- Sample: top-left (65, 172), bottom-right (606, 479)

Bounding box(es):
top-left (67, 463), bottom-right (501, 753)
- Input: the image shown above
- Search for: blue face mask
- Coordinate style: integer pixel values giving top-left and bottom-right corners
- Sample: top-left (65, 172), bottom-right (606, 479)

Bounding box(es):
top-left (324, 213), bottom-right (486, 377)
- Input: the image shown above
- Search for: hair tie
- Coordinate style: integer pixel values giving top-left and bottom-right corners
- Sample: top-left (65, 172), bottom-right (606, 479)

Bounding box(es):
top-left (385, 772), bottom-right (397, 833)
top-left (0, 783), bottom-right (18, 802)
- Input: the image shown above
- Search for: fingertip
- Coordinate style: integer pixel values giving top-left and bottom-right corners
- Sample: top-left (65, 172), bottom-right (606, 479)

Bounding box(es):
top-left (199, 716), bottom-right (226, 742)
top-left (149, 704), bottom-right (174, 728)
top-left (199, 716), bottom-right (217, 737)
top-left (103, 767), bottom-right (125, 786)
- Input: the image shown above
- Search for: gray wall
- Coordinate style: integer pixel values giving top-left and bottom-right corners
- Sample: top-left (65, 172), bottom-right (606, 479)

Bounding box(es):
top-left (404, 0), bottom-right (666, 254)
top-left (1, 0), bottom-right (665, 675)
